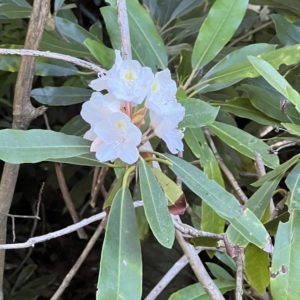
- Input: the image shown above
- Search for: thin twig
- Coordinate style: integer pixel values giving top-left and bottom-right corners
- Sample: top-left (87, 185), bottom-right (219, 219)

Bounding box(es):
top-left (50, 218), bottom-right (107, 300)
top-left (117, 0), bottom-right (132, 60)
top-left (174, 220), bottom-right (224, 240)
top-left (90, 167), bottom-right (109, 207)
top-left (44, 113), bottom-right (88, 240)
top-left (174, 221), bottom-right (225, 300)
top-left (145, 246), bottom-right (224, 300)
top-left (0, 49), bottom-right (105, 74)
top-left (255, 154), bottom-right (276, 219)
top-left (8, 183), bottom-right (44, 280)
top-left (204, 129), bottom-right (248, 204)
top-left (0, 201), bottom-right (143, 250)
top-left (55, 164), bottom-right (88, 239)
top-left (228, 21), bottom-right (273, 47)
top-left (255, 153), bottom-right (266, 178)
top-left (0, 1), bottom-right (50, 297)
top-left (235, 248), bottom-right (245, 300)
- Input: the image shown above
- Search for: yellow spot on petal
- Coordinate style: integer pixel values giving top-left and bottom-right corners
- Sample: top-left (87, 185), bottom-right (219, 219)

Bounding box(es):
top-left (115, 120), bottom-right (126, 129)
top-left (151, 82), bottom-right (158, 93)
top-left (124, 69), bottom-right (134, 81)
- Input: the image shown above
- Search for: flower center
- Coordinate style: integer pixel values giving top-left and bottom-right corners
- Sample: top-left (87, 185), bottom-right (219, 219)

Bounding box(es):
top-left (124, 70), bottom-right (134, 81)
top-left (115, 120), bottom-right (126, 129)
top-left (151, 82), bottom-right (158, 93)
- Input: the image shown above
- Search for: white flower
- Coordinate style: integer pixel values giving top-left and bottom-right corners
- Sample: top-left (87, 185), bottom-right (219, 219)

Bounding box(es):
top-left (92, 112), bottom-right (142, 164)
top-left (150, 105), bottom-right (185, 154)
top-left (80, 92), bottom-right (121, 140)
top-left (106, 50), bottom-right (154, 104)
top-left (146, 69), bottom-right (177, 113)
top-left (89, 75), bottom-right (107, 92)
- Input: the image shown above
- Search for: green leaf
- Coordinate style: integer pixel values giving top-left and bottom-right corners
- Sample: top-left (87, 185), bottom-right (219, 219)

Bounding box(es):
top-left (184, 128), bottom-right (225, 235)
top-left (245, 244), bottom-right (270, 294)
top-left (0, 3), bottom-right (31, 19)
top-left (282, 123), bottom-right (300, 136)
top-left (248, 55), bottom-right (300, 113)
top-left (252, 154), bottom-right (300, 187)
top-left (227, 177), bottom-right (280, 246)
top-left (47, 153), bottom-right (105, 167)
top-left (206, 263), bottom-right (234, 281)
top-left (241, 84), bottom-right (300, 124)
top-left (0, 56), bottom-right (79, 76)
top-left (152, 167), bottom-right (183, 205)
top-left (55, 16), bottom-right (97, 45)
top-left (208, 121), bottom-right (279, 169)
top-left (101, 0), bottom-right (167, 70)
top-left (192, 0), bottom-right (248, 70)
top-left (0, 129), bottom-right (90, 163)
top-left (40, 31), bottom-right (91, 58)
top-left (31, 87), bottom-right (92, 106)
top-left (166, 155), bottom-right (272, 251)
top-left (270, 219), bottom-right (300, 300)
top-left (139, 159), bottom-right (175, 248)
top-left (270, 162), bottom-right (300, 299)
top-left (60, 115), bottom-right (89, 136)
top-left (196, 44), bottom-right (300, 93)
top-left (251, 0), bottom-right (300, 16)
top-left (217, 98), bottom-right (278, 125)
top-left (179, 99), bottom-right (219, 128)
top-left (272, 14), bottom-right (300, 45)
top-left (97, 188), bottom-right (142, 300)
top-left (84, 38), bottom-right (115, 69)
top-left (168, 279), bottom-right (235, 300)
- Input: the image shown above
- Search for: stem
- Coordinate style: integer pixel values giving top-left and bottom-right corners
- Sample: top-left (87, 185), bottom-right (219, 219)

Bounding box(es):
top-left (0, 201), bottom-right (144, 250)
top-left (55, 164), bottom-right (88, 239)
top-left (204, 129), bottom-right (248, 204)
top-left (0, 1), bottom-right (50, 298)
top-left (235, 248), bottom-right (245, 300)
top-left (50, 218), bottom-right (107, 300)
top-left (122, 165), bottom-right (136, 189)
top-left (0, 49), bottom-right (105, 74)
top-left (117, 0), bottom-right (133, 118)
top-left (174, 223), bottom-right (225, 300)
top-left (143, 157), bottom-right (172, 166)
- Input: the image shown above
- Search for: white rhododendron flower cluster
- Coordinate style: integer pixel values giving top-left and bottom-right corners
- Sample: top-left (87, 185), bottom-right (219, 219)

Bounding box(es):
top-left (80, 50), bottom-right (185, 164)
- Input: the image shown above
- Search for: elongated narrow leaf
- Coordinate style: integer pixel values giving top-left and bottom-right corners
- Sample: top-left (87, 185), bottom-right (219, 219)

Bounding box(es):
top-left (0, 56), bottom-right (79, 77)
top-left (84, 38), bottom-right (115, 69)
top-left (227, 177), bottom-right (280, 246)
top-left (217, 98), bottom-right (278, 126)
top-left (272, 14), bottom-right (300, 45)
top-left (196, 44), bottom-right (300, 93)
top-left (248, 55), bottom-right (300, 113)
top-left (152, 168), bottom-right (183, 205)
top-left (169, 279), bottom-right (235, 300)
top-left (179, 99), bottom-right (219, 128)
top-left (192, 0), bottom-right (248, 70)
top-left (139, 159), bottom-right (175, 248)
top-left (253, 154), bottom-right (300, 187)
top-left (0, 129), bottom-right (90, 163)
top-left (31, 87), bottom-right (92, 106)
top-left (47, 153), bottom-right (105, 167)
top-left (0, 3), bottom-right (31, 19)
top-left (184, 129), bottom-right (225, 235)
top-left (199, 43), bottom-right (276, 92)
top-left (270, 162), bottom-right (300, 299)
top-left (241, 84), bottom-right (300, 124)
top-left (245, 244), bottom-right (270, 294)
top-left (101, 0), bottom-right (167, 70)
top-left (97, 188), bottom-right (142, 300)
top-left (166, 155), bottom-right (272, 251)
top-left (208, 121), bottom-right (279, 169)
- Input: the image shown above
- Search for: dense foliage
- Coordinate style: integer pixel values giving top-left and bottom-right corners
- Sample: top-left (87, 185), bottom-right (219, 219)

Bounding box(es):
top-left (1, 0), bottom-right (300, 299)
